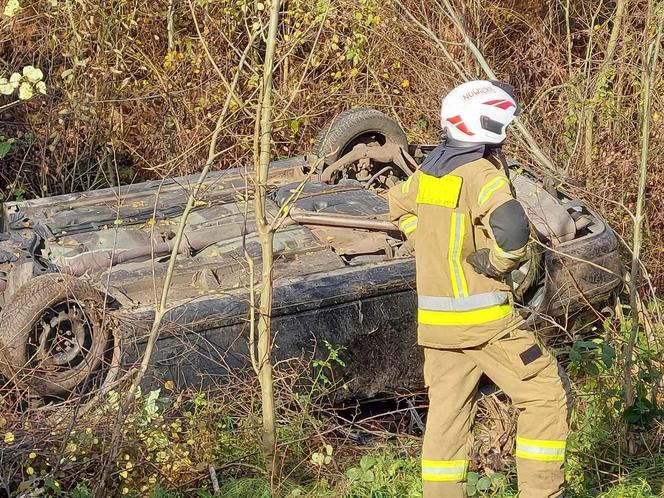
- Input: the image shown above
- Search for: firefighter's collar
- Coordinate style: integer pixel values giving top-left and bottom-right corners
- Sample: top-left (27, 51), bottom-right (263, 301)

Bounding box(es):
top-left (420, 142), bottom-right (486, 178)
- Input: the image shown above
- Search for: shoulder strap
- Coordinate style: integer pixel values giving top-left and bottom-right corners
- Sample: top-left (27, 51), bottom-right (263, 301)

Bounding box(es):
top-left (484, 147), bottom-right (516, 198)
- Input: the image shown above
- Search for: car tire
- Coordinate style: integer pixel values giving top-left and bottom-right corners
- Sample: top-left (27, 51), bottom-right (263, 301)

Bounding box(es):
top-left (0, 273), bottom-right (118, 397)
top-left (312, 108), bottom-right (408, 165)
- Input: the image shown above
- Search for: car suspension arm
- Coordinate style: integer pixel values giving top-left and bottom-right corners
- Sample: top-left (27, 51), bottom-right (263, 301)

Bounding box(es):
top-left (288, 207), bottom-right (399, 232)
top-left (319, 143), bottom-right (417, 183)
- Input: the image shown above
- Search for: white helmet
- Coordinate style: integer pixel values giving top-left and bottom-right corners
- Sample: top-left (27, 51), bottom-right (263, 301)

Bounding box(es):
top-left (440, 80), bottom-right (521, 144)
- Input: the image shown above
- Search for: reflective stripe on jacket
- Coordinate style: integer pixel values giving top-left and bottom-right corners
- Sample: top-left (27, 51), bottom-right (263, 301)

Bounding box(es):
top-left (388, 156), bottom-right (529, 348)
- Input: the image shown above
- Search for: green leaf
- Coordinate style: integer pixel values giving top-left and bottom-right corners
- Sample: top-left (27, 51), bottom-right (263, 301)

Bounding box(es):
top-left (146, 388), bottom-right (161, 401)
top-left (0, 140), bottom-right (12, 159)
top-left (477, 476), bottom-right (492, 491)
top-left (143, 388), bottom-right (161, 418)
top-left (622, 406), bottom-right (642, 424)
top-left (361, 470), bottom-right (375, 482)
top-left (388, 459), bottom-right (405, 476)
top-left (575, 340), bottom-right (598, 350)
top-left (466, 471), bottom-right (479, 486)
top-left (569, 349), bottom-right (582, 362)
top-left (345, 466), bottom-right (374, 482)
top-left (601, 344), bottom-right (615, 367)
top-left (585, 361), bottom-right (600, 376)
top-left (359, 455), bottom-right (377, 471)
top-left (622, 397), bottom-right (658, 426)
top-left (345, 467), bottom-right (363, 480)
top-left (466, 484), bottom-right (477, 496)
top-left (289, 119), bottom-right (300, 135)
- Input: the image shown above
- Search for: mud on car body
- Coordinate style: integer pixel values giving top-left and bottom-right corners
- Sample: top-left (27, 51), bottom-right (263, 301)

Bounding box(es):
top-left (0, 109), bottom-right (622, 402)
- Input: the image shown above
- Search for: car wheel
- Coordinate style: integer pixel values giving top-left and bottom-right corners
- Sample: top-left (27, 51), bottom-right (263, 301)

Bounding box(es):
top-left (0, 273), bottom-right (119, 398)
top-left (312, 108), bottom-right (409, 167)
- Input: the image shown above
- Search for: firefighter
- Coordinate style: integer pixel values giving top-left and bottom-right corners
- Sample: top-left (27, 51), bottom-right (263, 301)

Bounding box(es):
top-left (388, 80), bottom-right (571, 498)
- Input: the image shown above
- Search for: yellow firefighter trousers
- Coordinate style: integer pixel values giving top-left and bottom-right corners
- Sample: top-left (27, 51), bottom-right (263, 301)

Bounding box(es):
top-left (422, 328), bottom-right (571, 498)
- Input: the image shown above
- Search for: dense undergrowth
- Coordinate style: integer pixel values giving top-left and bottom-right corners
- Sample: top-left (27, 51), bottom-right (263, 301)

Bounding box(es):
top-left (1, 306), bottom-right (662, 497)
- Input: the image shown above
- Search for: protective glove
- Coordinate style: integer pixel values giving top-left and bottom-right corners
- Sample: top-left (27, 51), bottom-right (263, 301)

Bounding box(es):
top-left (466, 248), bottom-right (503, 279)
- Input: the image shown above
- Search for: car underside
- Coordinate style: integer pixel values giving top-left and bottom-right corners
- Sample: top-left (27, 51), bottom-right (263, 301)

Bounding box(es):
top-left (0, 108), bottom-right (623, 403)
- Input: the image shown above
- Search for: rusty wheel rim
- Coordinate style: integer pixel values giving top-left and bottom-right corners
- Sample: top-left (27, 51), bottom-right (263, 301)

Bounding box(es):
top-left (31, 302), bottom-right (93, 371)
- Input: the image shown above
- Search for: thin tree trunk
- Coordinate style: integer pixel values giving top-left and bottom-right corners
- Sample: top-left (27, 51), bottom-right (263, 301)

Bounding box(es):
top-left (254, 0), bottom-right (282, 467)
top-left (605, 0), bottom-right (629, 66)
top-left (584, 0), bottom-right (629, 170)
top-left (167, 0), bottom-right (175, 51)
top-left (256, 229), bottom-right (276, 454)
top-left (623, 0), bottom-right (662, 410)
top-left (564, 0), bottom-right (573, 76)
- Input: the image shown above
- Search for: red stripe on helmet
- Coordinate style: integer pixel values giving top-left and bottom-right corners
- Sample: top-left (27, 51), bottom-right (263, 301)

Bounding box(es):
top-left (495, 101), bottom-right (515, 110)
top-left (483, 99), bottom-right (515, 110)
top-left (455, 122), bottom-right (474, 135)
top-left (446, 115), bottom-right (474, 135)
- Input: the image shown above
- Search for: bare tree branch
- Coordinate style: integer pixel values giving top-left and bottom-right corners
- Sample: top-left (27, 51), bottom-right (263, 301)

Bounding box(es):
top-left (623, 0), bottom-right (663, 411)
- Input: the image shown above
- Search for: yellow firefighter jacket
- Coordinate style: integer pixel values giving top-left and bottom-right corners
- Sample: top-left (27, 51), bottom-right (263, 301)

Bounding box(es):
top-left (388, 150), bottom-right (530, 349)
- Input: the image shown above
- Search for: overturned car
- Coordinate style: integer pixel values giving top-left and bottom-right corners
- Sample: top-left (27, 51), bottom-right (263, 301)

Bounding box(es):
top-left (0, 109), bottom-right (623, 402)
